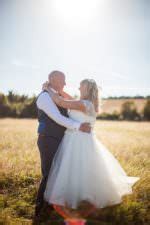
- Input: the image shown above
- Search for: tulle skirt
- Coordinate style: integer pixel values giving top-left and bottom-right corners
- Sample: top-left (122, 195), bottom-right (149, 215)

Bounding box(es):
top-left (44, 130), bottom-right (140, 209)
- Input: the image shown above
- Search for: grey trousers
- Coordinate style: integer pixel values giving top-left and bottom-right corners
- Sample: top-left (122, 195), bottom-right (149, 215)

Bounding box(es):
top-left (36, 135), bottom-right (62, 206)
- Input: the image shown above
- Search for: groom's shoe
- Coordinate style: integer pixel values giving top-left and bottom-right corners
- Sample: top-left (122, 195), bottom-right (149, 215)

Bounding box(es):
top-left (42, 201), bottom-right (54, 214)
top-left (46, 204), bottom-right (54, 214)
top-left (32, 215), bottom-right (40, 225)
top-left (34, 202), bottom-right (43, 217)
top-left (32, 204), bottom-right (43, 224)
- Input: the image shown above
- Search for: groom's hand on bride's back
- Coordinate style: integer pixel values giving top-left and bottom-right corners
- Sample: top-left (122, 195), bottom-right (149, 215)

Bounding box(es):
top-left (79, 123), bottom-right (91, 133)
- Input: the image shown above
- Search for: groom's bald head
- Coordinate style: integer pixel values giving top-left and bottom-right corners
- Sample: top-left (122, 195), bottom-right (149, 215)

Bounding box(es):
top-left (48, 70), bottom-right (66, 92)
top-left (48, 70), bottom-right (65, 82)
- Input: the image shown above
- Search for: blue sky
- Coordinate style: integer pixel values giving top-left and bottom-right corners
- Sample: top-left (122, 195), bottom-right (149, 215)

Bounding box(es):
top-left (0, 0), bottom-right (150, 97)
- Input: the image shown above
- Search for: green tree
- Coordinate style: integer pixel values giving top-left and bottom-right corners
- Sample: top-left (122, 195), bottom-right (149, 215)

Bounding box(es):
top-left (20, 97), bottom-right (37, 118)
top-left (143, 100), bottom-right (150, 121)
top-left (121, 101), bottom-right (140, 120)
top-left (7, 91), bottom-right (28, 103)
top-left (0, 93), bottom-right (10, 117)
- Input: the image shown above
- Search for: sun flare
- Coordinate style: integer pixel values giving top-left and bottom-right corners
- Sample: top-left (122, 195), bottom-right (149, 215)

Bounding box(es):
top-left (53, 0), bottom-right (99, 26)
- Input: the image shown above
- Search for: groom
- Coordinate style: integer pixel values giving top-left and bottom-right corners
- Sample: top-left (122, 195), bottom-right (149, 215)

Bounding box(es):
top-left (35, 70), bottom-right (91, 217)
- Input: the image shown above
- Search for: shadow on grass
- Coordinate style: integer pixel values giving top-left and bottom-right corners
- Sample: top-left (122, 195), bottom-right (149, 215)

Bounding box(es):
top-left (0, 173), bottom-right (148, 225)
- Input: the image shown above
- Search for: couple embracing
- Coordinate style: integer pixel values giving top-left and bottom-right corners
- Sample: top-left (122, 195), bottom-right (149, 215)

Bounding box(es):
top-left (34, 70), bottom-right (139, 218)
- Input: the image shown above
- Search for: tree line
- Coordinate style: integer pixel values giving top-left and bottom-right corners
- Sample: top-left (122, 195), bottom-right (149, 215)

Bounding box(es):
top-left (0, 91), bottom-right (150, 120)
top-left (0, 91), bottom-right (37, 118)
top-left (98, 100), bottom-right (150, 121)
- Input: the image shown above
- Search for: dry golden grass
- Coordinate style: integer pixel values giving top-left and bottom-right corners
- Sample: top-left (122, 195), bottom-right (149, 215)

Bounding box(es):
top-left (0, 119), bottom-right (39, 176)
top-left (0, 119), bottom-right (149, 224)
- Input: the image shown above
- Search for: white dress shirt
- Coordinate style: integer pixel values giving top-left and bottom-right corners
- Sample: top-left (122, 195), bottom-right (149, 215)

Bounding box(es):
top-left (36, 91), bottom-right (81, 130)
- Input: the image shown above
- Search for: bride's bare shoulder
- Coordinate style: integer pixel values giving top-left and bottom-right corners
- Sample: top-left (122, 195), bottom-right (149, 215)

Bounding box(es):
top-left (81, 100), bottom-right (96, 116)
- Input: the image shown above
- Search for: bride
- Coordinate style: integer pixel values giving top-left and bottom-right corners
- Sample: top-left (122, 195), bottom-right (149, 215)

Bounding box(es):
top-left (43, 79), bottom-right (140, 209)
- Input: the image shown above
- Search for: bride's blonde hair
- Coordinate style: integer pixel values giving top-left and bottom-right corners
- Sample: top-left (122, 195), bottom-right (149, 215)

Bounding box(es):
top-left (80, 79), bottom-right (101, 113)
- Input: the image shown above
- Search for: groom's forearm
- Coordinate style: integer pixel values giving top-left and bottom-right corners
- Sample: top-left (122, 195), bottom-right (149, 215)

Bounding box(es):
top-left (60, 90), bottom-right (74, 100)
top-left (36, 92), bottom-right (81, 130)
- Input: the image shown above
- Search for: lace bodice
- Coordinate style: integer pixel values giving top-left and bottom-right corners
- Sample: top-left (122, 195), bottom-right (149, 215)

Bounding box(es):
top-left (68, 100), bottom-right (96, 129)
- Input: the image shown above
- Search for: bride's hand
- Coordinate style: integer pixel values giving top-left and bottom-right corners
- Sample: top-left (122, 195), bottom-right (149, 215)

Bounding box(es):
top-left (52, 92), bottom-right (60, 103)
top-left (42, 81), bottom-right (60, 101)
top-left (42, 81), bottom-right (50, 91)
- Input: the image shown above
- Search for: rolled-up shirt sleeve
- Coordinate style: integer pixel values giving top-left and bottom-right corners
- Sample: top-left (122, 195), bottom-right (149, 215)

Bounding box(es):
top-left (36, 92), bottom-right (81, 130)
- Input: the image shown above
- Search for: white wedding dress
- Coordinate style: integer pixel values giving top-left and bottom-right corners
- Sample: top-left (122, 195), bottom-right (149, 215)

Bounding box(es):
top-left (44, 100), bottom-right (140, 209)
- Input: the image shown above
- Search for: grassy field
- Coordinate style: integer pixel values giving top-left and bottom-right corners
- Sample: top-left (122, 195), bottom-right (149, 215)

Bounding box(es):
top-left (0, 119), bottom-right (149, 225)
